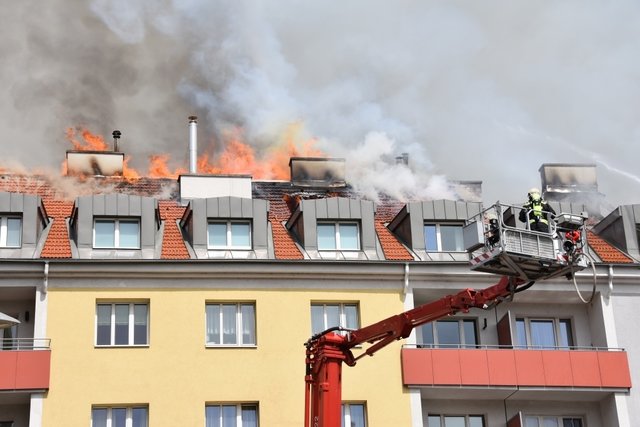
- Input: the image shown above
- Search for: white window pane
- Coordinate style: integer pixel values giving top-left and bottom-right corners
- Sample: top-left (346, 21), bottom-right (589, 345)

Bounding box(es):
top-left (443, 416), bottom-right (465, 427)
top-left (231, 223), bottom-right (251, 248)
top-left (348, 404), bottom-right (365, 427)
top-left (222, 405), bottom-right (237, 427)
top-left (222, 305), bottom-right (237, 344)
top-left (424, 225), bottom-right (438, 251)
top-left (6, 218), bottom-right (21, 247)
top-left (543, 417), bottom-right (559, 427)
top-left (119, 221), bottom-right (140, 248)
top-left (241, 406), bottom-right (257, 427)
top-left (209, 223), bottom-right (228, 247)
top-left (206, 305), bottom-right (221, 344)
top-left (326, 305), bottom-right (340, 329)
top-left (440, 225), bottom-right (463, 251)
top-left (92, 408), bottom-right (108, 427)
top-left (559, 319), bottom-right (573, 348)
top-left (114, 304), bottom-right (130, 345)
top-left (112, 408), bottom-right (127, 427)
top-left (427, 416), bottom-right (441, 427)
top-left (206, 406), bottom-right (221, 427)
top-left (436, 321), bottom-right (460, 347)
top-left (96, 305), bottom-right (112, 345)
top-left (525, 416), bottom-right (540, 427)
top-left (516, 319), bottom-right (527, 347)
top-left (311, 305), bottom-right (325, 334)
top-left (317, 224), bottom-right (336, 250)
top-left (344, 305), bottom-right (358, 330)
top-left (469, 416), bottom-right (484, 427)
top-left (132, 408), bottom-right (148, 427)
top-left (133, 304), bottom-right (148, 345)
top-left (339, 224), bottom-right (359, 250)
top-left (531, 320), bottom-right (556, 349)
top-left (421, 324), bottom-right (434, 347)
top-left (241, 304), bottom-right (256, 345)
top-left (463, 320), bottom-right (477, 347)
top-left (95, 220), bottom-right (115, 247)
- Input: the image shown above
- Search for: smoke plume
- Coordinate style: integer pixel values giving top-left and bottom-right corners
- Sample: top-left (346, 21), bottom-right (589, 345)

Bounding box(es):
top-left (1, 1), bottom-right (639, 205)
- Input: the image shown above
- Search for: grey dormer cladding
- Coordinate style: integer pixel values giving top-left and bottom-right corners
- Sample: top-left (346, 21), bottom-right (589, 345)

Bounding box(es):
top-left (71, 194), bottom-right (160, 259)
top-left (593, 204), bottom-right (640, 261)
top-left (182, 197), bottom-right (270, 259)
top-left (0, 192), bottom-right (50, 258)
top-left (388, 199), bottom-right (482, 260)
top-left (285, 197), bottom-right (381, 260)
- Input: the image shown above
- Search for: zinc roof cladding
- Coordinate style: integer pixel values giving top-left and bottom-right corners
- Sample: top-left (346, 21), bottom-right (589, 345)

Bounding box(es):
top-left (0, 172), bottom-right (634, 264)
top-left (586, 230), bottom-right (635, 264)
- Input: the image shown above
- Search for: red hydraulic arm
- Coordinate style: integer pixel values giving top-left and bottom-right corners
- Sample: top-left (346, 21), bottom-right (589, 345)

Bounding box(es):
top-left (304, 275), bottom-right (525, 427)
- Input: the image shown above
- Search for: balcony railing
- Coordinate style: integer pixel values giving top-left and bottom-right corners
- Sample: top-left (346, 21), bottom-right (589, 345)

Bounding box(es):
top-left (0, 338), bottom-right (51, 350)
top-left (0, 338), bottom-right (51, 391)
top-left (401, 345), bottom-right (632, 389)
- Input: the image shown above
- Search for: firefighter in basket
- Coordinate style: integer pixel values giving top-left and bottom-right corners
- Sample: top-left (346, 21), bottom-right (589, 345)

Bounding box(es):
top-left (519, 188), bottom-right (556, 232)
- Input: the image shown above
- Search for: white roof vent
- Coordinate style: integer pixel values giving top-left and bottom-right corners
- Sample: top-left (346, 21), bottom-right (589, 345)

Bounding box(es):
top-left (179, 174), bottom-right (252, 201)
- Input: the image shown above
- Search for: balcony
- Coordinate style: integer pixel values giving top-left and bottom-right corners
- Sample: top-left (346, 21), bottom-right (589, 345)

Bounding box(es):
top-left (0, 338), bottom-right (51, 391)
top-left (401, 345), bottom-right (631, 398)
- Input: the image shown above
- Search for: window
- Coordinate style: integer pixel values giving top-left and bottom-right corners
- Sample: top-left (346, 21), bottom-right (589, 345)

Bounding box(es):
top-left (317, 222), bottom-right (360, 250)
top-left (342, 403), bottom-right (366, 427)
top-left (424, 223), bottom-right (464, 252)
top-left (428, 414), bottom-right (484, 427)
top-left (96, 303), bottom-right (148, 346)
top-left (0, 422), bottom-right (14, 427)
top-left (0, 216), bottom-right (21, 247)
top-left (92, 406), bottom-right (148, 427)
top-left (420, 319), bottom-right (478, 348)
top-left (205, 404), bottom-right (258, 427)
top-left (94, 219), bottom-right (140, 249)
top-left (516, 318), bottom-right (574, 349)
top-left (208, 221), bottom-right (251, 249)
top-left (524, 416), bottom-right (582, 427)
top-left (311, 303), bottom-right (359, 335)
top-left (206, 303), bottom-right (256, 346)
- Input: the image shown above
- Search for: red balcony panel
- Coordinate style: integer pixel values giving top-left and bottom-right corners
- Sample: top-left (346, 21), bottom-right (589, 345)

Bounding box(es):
top-left (542, 351), bottom-right (573, 386)
top-left (486, 350), bottom-right (517, 386)
top-left (514, 351), bottom-right (545, 386)
top-left (401, 348), bottom-right (434, 385)
top-left (402, 348), bottom-right (631, 390)
top-left (570, 351), bottom-right (601, 387)
top-left (0, 351), bottom-right (18, 389)
top-left (0, 350), bottom-right (51, 391)
top-left (459, 350), bottom-right (490, 385)
top-left (598, 351), bottom-right (632, 388)
top-left (431, 349), bottom-right (461, 385)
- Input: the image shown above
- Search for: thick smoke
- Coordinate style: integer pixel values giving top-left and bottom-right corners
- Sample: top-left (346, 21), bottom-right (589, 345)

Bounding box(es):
top-left (1, 1), bottom-right (639, 205)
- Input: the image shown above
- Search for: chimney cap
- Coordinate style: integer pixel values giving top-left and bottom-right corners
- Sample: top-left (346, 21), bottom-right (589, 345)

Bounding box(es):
top-left (188, 115), bottom-right (198, 123)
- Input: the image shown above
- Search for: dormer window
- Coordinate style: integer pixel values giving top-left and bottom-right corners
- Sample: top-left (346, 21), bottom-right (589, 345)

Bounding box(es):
top-left (317, 222), bottom-right (360, 251)
top-left (424, 223), bottom-right (464, 252)
top-left (94, 218), bottom-right (141, 249)
top-left (0, 216), bottom-right (22, 247)
top-left (207, 220), bottom-right (251, 249)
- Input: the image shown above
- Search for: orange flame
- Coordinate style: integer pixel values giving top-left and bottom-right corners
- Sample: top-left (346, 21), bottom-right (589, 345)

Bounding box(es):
top-left (64, 123), bottom-right (325, 180)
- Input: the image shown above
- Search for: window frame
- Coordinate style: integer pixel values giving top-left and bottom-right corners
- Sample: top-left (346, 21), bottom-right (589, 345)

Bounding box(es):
top-left (207, 220), bottom-right (252, 250)
top-left (93, 218), bottom-right (141, 249)
top-left (317, 221), bottom-right (361, 251)
top-left (424, 222), bottom-right (465, 252)
top-left (342, 402), bottom-right (367, 427)
top-left (420, 318), bottom-right (479, 349)
top-left (515, 317), bottom-right (575, 349)
top-left (523, 415), bottom-right (583, 427)
top-left (205, 403), bottom-right (258, 426)
top-left (95, 302), bottom-right (149, 347)
top-left (0, 215), bottom-right (22, 248)
top-left (311, 302), bottom-right (360, 335)
top-left (427, 414), bottom-right (485, 427)
top-left (205, 302), bottom-right (257, 347)
top-left (91, 405), bottom-right (148, 427)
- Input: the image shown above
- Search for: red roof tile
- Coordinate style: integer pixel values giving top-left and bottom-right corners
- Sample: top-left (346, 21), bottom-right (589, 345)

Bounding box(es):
top-left (587, 230), bottom-right (634, 264)
top-left (375, 221), bottom-right (414, 260)
top-left (158, 201), bottom-right (190, 259)
top-left (40, 200), bottom-right (73, 258)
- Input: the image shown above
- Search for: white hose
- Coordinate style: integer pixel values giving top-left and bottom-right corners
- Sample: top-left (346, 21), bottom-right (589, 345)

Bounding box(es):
top-left (571, 252), bottom-right (597, 304)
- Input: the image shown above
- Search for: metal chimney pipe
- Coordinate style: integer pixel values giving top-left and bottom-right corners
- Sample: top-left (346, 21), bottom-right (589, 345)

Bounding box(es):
top-left (188, 116), bottom-right (198, 174)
